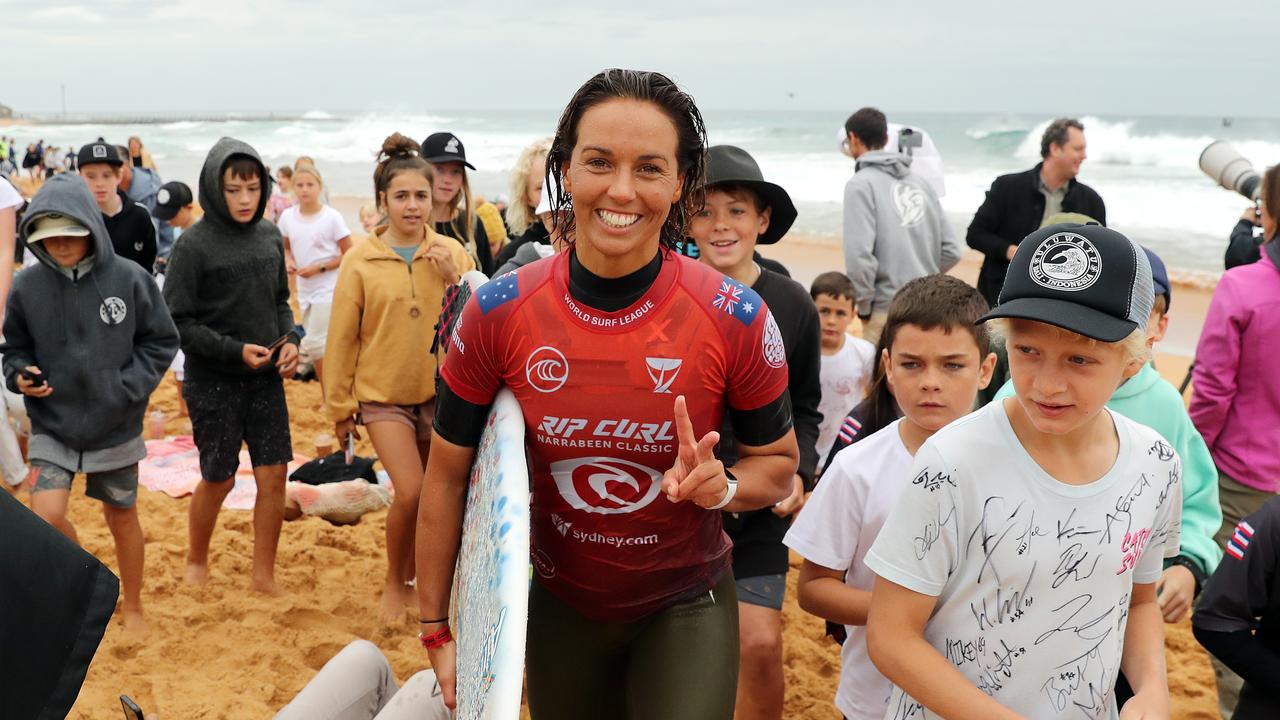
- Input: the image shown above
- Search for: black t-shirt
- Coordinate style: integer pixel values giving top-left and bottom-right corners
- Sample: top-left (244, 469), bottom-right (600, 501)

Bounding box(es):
top-left (1193, 497), bottom-right (1280, 720)
top-left (102, 190), bottom-right (157, 273)
top-left (721, 267), bottom-right (822, 579)
top-left (435, 215), bottom-right (493, 276)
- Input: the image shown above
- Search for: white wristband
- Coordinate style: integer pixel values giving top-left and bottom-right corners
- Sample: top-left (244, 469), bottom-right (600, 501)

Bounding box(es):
top-left (708, 472), bottom-right (738, 510)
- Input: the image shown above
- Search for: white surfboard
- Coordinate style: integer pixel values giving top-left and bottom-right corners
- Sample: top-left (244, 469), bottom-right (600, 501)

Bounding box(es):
top-left (452, 271), bottom-right (530, 720)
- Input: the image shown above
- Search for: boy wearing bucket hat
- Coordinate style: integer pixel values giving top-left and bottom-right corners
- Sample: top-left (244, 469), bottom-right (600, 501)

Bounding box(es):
top-left (1, 175), bottom-right (178, 635)
top-left (842, 108), bottom-right (961, 344)
top-left (688, 144), bottom-right (822, 720)
top-left (863, 223), bottom-right (1181, 718)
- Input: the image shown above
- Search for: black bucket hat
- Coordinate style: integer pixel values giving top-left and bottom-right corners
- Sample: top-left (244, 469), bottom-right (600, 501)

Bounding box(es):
top-left (421, 132), bottom-right (475, 170)
top-left (702, 145), bottom-right (797, 245)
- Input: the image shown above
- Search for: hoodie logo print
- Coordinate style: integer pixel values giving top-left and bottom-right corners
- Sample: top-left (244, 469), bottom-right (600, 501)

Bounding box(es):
top-left (892, 182), bottom-right (926, 228)
top-left (100, 297), bottom-right (127, 325)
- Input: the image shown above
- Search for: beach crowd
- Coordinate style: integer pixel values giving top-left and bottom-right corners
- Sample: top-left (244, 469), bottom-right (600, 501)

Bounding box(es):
top-left (3, 68), bottom-right (1279, 720)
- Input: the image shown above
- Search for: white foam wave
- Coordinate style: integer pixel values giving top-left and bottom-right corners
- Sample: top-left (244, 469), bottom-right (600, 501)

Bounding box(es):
top-left (1013, 116), bottom-right (1280, 169)
top-left (302, 110), bottom-right (334, 120)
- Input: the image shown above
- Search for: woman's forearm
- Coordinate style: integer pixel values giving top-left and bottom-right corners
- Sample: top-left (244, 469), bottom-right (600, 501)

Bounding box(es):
top-left (725, 430), bottom-right (799, 512)
top-left (415, 433), bottom-right (475, 619)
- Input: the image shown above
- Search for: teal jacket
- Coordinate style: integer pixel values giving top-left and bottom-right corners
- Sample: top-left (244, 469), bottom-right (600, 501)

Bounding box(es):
top-left (994, 362), bottom-right (1223, 583)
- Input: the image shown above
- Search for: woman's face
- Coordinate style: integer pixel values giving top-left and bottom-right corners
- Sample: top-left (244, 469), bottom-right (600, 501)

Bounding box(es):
top-left (293, 173), bottom-right (321, 206)
top-left (525, 156), bottom-right (546, 211)
top-left (562, 98), bottom-right (684, 274)
top-left (381, 170), bottom-right (432, 236)
top-left (128, 138), bottom-right (141, 154)
top-left (432, 162), bottom-right (465, 206)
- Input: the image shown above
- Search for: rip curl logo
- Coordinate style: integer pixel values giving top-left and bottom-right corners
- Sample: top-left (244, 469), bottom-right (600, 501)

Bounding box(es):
top-left (444, 136), bottom-right (460, 154)
top-left (92, 145), bottom-right (107, 159)
top-left (1030, 233), bottom-right (1102, 292)
top-left (550, 457), bottom-right (663, 515)
top-left (525, 346), bottom-right (568, 393)
top-left (892, 182), bottom-right (926, 227)
top-left (99, 297), bottom-right (127, 325)
top-left (762, 311), bottom-right (785, 369)
top-left (645, 357), bottom-right (682, 394)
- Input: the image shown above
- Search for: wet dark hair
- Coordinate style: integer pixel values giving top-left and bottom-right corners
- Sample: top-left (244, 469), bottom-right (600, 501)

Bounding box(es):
top-left (809, 271), bottom-right (856, 303)
top-left (1040, 118), bottom-right (1083, 159)
top-left (223, 155), bottom-right (263, 183)
top-left (862, 275), bottom-right (992, 432)
top-left (547, 68), bottom-right (707, 249)
top-left (844, 107), bottom-right (888, 151)
top-left (373, 133), bottom-right (434, 203)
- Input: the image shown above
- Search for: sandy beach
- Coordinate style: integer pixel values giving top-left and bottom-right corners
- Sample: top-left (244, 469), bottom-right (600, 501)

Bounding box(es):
top-left (1, 185), bottom-right (1222, 718)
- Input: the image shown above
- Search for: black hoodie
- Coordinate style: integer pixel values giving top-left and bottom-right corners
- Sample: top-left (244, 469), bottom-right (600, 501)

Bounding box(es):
top-left (162, 138), bottom-right (297, 379)
top-left (0, 174), bottom-right (179, 452)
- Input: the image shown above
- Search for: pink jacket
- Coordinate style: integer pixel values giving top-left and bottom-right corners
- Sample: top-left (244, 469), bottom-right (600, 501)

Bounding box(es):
top-left (1190, 252), bottom-right (1280, 491)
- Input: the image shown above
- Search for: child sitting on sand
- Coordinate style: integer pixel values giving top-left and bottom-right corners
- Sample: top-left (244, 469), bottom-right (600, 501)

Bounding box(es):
top-left (785, 275), bottom-right (996, 720)
top-left (864, 223), bottom-right (1182, 718)
top-left (2, 174), bottom-right (179, 634)
top-left (163, 138), bottom-right (300, 595)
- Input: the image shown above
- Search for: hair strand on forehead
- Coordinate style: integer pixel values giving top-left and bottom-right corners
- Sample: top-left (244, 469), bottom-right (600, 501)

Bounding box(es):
top-left (985, 317), bottom-right (1152, 366)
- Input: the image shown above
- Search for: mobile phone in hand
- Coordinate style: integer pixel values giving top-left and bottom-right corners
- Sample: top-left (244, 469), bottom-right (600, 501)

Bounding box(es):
top-left (19, 368), bottom-right (46, 388)
top-left (120, 695), bottom-right (143, 720)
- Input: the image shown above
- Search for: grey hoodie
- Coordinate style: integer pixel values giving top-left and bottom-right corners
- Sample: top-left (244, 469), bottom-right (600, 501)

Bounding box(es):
top-left (0, 174), bottom-right (179, 453)
top-left (162, 138), bottom-right (296, 379)
top-left (842, 150), bottom-right (962, 316)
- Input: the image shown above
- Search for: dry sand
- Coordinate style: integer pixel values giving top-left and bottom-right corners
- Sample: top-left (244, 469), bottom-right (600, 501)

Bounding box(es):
top-left (0, 212), bottom-right (1220, 718)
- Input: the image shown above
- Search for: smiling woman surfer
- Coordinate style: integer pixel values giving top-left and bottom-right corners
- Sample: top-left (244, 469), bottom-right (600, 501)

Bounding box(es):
top-left (415, 68), bottom-right (800, 719)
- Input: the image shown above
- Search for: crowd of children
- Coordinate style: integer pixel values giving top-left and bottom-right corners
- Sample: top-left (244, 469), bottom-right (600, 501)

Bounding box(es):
top-left (3, 67), bottom-right (1278, 720)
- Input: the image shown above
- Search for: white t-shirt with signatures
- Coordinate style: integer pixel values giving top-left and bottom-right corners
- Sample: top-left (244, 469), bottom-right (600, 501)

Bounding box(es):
top-left (865, 400), bottom-right (1182, 720)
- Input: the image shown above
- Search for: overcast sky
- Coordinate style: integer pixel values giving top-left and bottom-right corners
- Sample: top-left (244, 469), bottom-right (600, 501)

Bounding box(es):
top-left (4, 0), bottom-right (1272, 118)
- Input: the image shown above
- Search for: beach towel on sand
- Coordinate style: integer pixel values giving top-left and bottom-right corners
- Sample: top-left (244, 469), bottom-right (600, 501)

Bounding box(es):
top-left (139, 436), bottom-right (308, 510)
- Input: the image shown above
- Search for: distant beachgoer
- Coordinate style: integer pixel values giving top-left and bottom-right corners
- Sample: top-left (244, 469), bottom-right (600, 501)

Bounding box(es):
top-left (266, 166), bottom-right (296, 223)
top-left (421, 132), bottom-right (495, 275)
top-left (491, 181), bottom-right (566, 276)
top-left (277, 164), bottom-right (352, 391)
top-left (1189, 163), bottom-right (1280, 717)
top-left (0, 175), bottom-right (20, 322)
top-left (273, 639), bottom-right (450, 720)
top-left (358, 201), bottom-right (383, 235)
top-left (1226, 203), bottom-right (1264, 269)
top-left (163, 138), bottom-right (300, 595)
top-left (494, 137), bottom-right (554, 269)
top-left (1, 176), bottom-right (179, 634)
top-left (842, 107), bottom-right (961, 344)
top-left (418, 69), bottom-right (800, 718)
top-left (152, 180), bottom-right (198, 416)
top-left (966, 117), bottom-right (1105, 307)
top-left (117, 145), bottom-right (172, 263)
top-left (688, 144), bottom-right (818, 720)
top-left (808, 271), bottom-right (875, 467)
top-left (76, 141), bottom-right (156, 273)
top-left (325, 133), bottom-right (471, 623)
top-left (127, 136), bottom-right (157, 171)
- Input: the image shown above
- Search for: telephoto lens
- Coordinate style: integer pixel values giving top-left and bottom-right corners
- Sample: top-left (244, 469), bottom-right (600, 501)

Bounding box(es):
top-left (1200, 140), bottom-right (1262, 200)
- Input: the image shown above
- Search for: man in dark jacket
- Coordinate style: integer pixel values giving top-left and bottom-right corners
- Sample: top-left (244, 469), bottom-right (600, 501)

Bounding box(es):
top-left (0, 173), bottom-right (179, 634)
top-left (965, 118), bottom-right (1106, 306)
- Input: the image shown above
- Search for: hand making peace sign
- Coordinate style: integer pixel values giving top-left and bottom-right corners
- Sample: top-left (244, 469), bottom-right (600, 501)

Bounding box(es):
top-left (662, 395), bottom-right (731, 509)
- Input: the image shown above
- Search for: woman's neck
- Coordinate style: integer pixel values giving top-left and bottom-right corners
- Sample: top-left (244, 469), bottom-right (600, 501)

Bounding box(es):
top-left (576, 239), bottom-right (663, 279)
top-left (299, 199), bottom-right (323, 215)
top-left (383, 224), bottom-right (424, 248)
top-left (432, 201), bottom-right (457, 224)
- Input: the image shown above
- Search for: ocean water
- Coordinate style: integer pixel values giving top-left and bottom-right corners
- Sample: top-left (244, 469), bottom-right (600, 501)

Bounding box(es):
top-left (15, 109), bottom-right (1280, 273)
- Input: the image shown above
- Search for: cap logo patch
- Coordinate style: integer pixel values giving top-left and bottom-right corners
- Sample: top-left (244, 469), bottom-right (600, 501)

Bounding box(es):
top-left (157, 189), bottom-right (171, 204)
top-left (444, 137), bottom-right (460, 154)
top-left (92, 145), bottom-right (107, 158)
top-left (1030, 232), bottom-right (1102, 292)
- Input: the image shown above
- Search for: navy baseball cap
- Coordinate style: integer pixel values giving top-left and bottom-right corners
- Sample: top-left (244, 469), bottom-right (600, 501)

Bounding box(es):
top-left (979, 223), bottom-right (1153, 342)
top-left (1141, 246), bottom-right (1171, 311)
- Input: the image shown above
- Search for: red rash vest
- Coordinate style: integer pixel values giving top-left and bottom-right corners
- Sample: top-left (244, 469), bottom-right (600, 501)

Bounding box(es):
top-left (442, 251), bottom-right (790, 622)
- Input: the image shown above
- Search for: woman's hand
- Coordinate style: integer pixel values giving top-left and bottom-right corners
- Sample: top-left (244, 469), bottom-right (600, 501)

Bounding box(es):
top-left (424, 627), bottom-right (457, 710)
top-left (334, 417), bottom-right (359, 444)
top-left (296, 263), bottom-right (323, 279)
top-left (424, 241), bottom-right (461, 285)
top-left (661, 395), bottom-right (728, 508)
top-left (772, 475), bottom-right (806, 517)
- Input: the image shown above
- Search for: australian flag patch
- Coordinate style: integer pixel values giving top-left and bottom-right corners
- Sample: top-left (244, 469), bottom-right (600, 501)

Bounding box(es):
top-left (476, 271), bottom-right (520, 314)
top-left (711, 278), bottom-right (763, 326)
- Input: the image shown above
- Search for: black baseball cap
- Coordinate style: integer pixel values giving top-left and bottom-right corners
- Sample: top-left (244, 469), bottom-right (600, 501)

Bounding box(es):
top-left (77, 141), bottom-right (123, 168)
top-left (979, 223), bottom-right (1153, 342)
top-left (703, 145), bottom-right (797, 245)
top-left (153, 181), bottom-right (193, 221)
top-left (421, 132), bottom-right (475, 170)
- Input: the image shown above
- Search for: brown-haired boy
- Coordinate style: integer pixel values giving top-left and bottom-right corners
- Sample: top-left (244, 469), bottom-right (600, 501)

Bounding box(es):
top-left (810, 271), bottom-right (876, 470)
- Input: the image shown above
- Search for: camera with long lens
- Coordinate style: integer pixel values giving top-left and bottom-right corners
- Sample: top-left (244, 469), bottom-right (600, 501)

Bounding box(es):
top-left (1199, 141), bottom-right (1262, 200)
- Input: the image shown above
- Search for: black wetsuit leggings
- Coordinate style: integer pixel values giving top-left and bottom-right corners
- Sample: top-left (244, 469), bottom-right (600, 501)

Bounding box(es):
top-left (526, 573), bottom-right (739, 720)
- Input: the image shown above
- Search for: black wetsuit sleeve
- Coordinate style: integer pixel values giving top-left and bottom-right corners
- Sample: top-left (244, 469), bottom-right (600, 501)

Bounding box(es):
top-left (1226, 219), bottom-right (1262, 269)
top-left (788, 301), bottom-right (823, 489)
top-left (1193, 627), bottom-right (1280, 706)
top-left (432, 381), bottom-right (491, 447)
top-left (729, 391), bottom-right (792, 448)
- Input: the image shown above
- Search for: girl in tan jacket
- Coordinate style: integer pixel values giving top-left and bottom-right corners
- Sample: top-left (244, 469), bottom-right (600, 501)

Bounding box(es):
top-left (324, 133), bottom-right (474, 623)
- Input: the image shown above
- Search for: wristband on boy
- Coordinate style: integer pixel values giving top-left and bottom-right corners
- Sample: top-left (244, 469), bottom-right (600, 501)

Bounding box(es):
top-left (418, 626), bottom-right (453, 650)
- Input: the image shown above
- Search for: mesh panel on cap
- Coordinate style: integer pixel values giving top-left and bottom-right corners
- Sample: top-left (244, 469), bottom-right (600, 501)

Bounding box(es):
top-left (1126, 238), bottom-right (1154, 332)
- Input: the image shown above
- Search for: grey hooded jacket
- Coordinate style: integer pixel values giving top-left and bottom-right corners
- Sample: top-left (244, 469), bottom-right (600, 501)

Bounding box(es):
top-left (842, 150), bottom-right (962, 316)
top-left (1, 174), bottom-right (178, 454)
top-left (162, 138), bottom-right (297, 379)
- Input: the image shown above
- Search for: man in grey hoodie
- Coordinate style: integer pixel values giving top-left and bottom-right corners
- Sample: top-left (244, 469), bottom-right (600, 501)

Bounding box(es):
top-left (0, 173), bottom-right (179, 634)
top-left (842, 107), bottom-right (961, 344)
top-left (162, 137), bottom-right (299, 595)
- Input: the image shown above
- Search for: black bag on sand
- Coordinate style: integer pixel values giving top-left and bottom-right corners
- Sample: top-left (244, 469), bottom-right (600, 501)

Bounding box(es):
top-left (0, 490), bottom-right (119, 719)
top-left (289, 452), bottom-right (377, 486)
